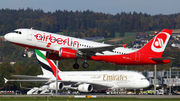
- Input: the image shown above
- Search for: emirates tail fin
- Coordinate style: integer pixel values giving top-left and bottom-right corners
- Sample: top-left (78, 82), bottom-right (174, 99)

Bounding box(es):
top-left (35, 50), bottom-right (61, 80)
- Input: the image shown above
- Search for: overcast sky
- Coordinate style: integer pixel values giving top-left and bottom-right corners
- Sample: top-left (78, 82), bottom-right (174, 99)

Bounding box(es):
top-left (0, 0), bottom-right (180, 15)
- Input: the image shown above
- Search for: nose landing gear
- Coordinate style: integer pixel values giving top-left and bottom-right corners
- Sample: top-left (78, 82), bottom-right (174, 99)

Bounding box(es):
top-left (22, 47), bottom-right (28, 57)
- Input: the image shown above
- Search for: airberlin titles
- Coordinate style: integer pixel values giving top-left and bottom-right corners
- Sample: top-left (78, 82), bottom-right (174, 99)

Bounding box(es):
top-left (35, 33), bottom-right (79, 48)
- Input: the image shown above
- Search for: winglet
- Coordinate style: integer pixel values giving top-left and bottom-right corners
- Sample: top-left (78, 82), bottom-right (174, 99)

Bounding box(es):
top-left (122, 44), bottom-right (128, 48)
top-left (4, 78), bottom-right (8, 83)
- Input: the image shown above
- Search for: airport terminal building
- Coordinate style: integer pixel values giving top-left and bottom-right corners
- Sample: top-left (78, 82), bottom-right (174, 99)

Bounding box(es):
top-left (141, 67), bottom-right (180, 87)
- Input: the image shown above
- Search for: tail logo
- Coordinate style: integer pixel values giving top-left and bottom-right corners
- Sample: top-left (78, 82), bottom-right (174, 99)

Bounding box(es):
top-left (151, 32), bottom-right (170, 52)
top-left (154, 38), bottom-right (164, 48)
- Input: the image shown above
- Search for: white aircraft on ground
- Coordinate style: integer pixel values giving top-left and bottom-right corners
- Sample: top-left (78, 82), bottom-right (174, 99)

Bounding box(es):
top-left (4, 50), bottom-right (150, 92)
top-left (4, 28), bottom-right (173, 69)
top-left (20, 85), bottom-right (50, 95)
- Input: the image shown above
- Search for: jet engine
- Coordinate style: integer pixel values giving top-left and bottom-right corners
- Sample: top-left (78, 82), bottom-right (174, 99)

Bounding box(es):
top-left (59, 47), bottom-right (78, 59)
top-left (49, 82), bottom-right (64, 90)
top-left (78, 84), bottom-right (93, 92)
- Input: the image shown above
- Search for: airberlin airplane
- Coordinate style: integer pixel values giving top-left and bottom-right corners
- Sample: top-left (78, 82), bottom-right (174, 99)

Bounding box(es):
top-left (4, 28), bottom-right (172, 69)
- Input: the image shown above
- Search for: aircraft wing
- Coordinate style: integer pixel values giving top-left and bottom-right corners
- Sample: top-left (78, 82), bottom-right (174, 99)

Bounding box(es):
top-left (11, 75), bottom-right (50, 79)
top-left (49, 80), bottom-right (113, 89)
top-left (4, 75), bottom-right (50, 84)
top-left (78, 44), bottom-right (123, 56)
top-left (4, 78), bottom-right (49, 84)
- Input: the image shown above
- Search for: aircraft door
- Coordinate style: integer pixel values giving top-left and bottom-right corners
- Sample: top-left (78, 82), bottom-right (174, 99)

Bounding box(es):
top-left (27, 29), bottom-right (33, 41)
top-left (135, 52), bottom-right (140, 62)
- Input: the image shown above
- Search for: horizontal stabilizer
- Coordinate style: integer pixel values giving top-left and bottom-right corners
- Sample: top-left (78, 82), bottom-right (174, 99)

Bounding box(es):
top-left (150, 57), bottom-right (174, 61)
top-left (4, 78), bottom-right (8, 83)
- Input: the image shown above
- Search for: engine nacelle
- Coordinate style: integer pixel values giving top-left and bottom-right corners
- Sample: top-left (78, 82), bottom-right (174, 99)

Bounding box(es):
top-left (59, 47), bottom-right (77, 59)
top-left (78, 84), bottom-right (93, 92)
top-left (49, 82), bottom-right (64, 90)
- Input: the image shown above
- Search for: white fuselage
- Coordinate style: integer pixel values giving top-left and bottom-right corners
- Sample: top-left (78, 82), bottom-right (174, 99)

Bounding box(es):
top-left (5, 28), bottom-right (137, 55)
top-left (43, 70), bottom-right (150, 90)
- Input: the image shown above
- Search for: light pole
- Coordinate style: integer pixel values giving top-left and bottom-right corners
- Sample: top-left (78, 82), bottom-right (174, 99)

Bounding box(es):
top-left (154, 65), bottom-right (156, 95)
top-left (169, 68), bottom-right (171, 95)
top-left (176, 76), bottom-right (178, 92)
top-left (56, 60), bottom-right (58, 95)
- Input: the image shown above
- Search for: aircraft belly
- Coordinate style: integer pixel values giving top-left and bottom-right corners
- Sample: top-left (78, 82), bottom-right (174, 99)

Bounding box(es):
top-left (95, 53), bottom-right (159, 65)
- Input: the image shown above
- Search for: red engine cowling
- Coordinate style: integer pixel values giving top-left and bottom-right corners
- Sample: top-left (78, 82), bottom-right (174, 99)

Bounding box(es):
top-left (59, 47), bottom-right (77, 59)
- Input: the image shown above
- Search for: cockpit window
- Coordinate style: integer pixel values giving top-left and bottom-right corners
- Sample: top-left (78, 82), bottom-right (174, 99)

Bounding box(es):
top-left (14, 31), bottom-right (22, 34)
top-left (141, 78), bottom-right (147, 80)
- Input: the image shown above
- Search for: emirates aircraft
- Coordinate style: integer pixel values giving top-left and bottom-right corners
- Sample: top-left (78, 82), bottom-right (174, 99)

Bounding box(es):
top-left (4, 50), bottom-right (150, 92)
top-left (4, 28), bottom-right (172, 69)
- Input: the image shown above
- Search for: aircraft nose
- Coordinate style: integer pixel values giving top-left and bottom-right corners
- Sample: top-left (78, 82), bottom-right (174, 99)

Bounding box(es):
top-left (4, 33), bottom-right (12, 41)
top-left (145, 80), bottom-right (150, 87)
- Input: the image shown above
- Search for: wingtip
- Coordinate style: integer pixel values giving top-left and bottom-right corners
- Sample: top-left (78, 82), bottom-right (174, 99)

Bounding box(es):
top-left (122, 44), bottom-right (128, 48)
top-left (4, 78), bottom-right (8, 83)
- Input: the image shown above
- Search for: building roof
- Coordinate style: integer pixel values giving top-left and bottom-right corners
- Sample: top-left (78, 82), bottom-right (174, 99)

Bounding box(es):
top-left (172, 29), bottom-right (180, 34)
